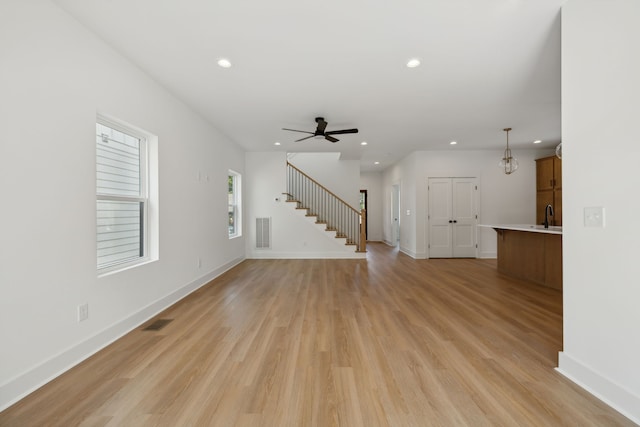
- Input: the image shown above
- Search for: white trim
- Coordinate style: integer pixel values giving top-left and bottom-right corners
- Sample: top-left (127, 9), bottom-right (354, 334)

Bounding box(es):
top-left (96, 114), bottom-right (155, 274)
top-left (97, 257), bottom-right (157, 278)
top-left (557, 352), bottom-right (640, 425)
top-left (247, 251), bottom-right (366, 259)
top-left (399, 247), bottom-right (419, 259)
top-left (0, 256), bottom-right (245, 412)
top-left (478, 251), bottom-right (497, 259)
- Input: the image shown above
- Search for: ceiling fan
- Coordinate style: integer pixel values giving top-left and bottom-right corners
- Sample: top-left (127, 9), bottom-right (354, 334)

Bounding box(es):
top-left (282, 117), bottom-right (358, 143)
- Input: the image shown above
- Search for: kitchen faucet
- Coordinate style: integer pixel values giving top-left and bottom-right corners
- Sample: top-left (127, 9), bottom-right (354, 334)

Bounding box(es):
top-left (544, 204), bottom-right (554, 228)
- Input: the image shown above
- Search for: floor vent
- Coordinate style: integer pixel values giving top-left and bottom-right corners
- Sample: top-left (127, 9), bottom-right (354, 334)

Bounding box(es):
top-left (256, 217), bottom-right (271, 249)
top-left (142, 319), bottom-right (173, 331)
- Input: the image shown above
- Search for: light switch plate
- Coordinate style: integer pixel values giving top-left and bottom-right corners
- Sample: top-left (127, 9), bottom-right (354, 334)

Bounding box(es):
top-left (584, 206), bottom-right (605, 227)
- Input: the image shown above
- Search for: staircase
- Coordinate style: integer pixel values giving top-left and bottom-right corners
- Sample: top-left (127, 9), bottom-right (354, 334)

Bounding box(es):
top-left (285, 162), bottom-right (366, 253)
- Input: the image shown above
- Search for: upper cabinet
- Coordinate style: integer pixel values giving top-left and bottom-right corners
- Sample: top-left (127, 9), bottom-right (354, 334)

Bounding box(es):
top-left (536, 156), bottom-right (555, 191)
top-left (536, 156), bottom-right (562, 226)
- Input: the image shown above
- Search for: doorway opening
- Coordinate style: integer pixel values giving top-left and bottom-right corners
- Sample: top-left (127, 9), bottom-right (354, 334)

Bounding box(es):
top-left (391, 184), bottom-right (400, 247)
top-left (360, 189), bottom-right (368, 240)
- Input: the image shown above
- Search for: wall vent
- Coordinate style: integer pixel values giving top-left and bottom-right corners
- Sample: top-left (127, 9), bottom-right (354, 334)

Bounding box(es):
top-left (256, 217), bottom-right (271, 249)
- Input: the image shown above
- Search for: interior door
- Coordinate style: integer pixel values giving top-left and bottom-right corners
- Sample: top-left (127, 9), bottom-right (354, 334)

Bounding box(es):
top-left (428, 177), bottom-right (478, 258)
top-left (428, 179), bottom-right (453, 257)
top-left (452, 178), bottom-right (477, 257)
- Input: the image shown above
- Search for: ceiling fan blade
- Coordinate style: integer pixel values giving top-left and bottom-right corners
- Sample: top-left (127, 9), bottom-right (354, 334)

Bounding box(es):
top-left (315, 117), bottom-right (328, 134)
top-left (325, 135), bottom-right (339, 143)
top-left (282, 128), bottom-right (314, 134)
top-left (325, 128), bottom-right (359, 135)
top-left (295, 135), bottom-right (315, 142)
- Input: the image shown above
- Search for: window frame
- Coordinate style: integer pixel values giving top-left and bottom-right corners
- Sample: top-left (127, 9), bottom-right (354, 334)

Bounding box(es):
top-left (228, 170), bottom-right (242, 239)
top-left (96, 115), bottom-right (151, 274)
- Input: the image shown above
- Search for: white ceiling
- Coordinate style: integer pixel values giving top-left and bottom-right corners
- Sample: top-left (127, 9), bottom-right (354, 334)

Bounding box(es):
top-left (54, 0), bottom-right (564, 171)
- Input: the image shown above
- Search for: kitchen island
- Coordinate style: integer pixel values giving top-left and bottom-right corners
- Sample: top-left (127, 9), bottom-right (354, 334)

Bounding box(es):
top-left (479, 224), bottom-right (562, 290)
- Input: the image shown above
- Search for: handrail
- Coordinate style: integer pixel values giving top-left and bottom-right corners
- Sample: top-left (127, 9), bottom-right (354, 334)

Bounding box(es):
top-left (287, 162), bottom-right (360, 214)
top-left (286, 161), bottom-right (366, 252)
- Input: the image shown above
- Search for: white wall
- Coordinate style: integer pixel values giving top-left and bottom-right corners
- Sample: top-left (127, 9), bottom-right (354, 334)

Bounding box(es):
top-left (245, 152), bottom-right (362, 258)
top-left (382, 149), bottom-right (544, 258)
top-left (382, 153), bottom-right (417, 253)
top-left (287, 152), bottom-right (361, 209)
top-left (360, 172), bottom-right (383, 242)
top-left (559, 0), bottom-right (640, 423)
top-left (0, 0), bottom-right (245, 410)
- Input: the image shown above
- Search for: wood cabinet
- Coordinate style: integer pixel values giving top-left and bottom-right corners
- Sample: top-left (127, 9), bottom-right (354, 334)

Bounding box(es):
top-left (536, 156), bottom-right (562, 226)
top-left (496, 229), bottom-right (562, 290)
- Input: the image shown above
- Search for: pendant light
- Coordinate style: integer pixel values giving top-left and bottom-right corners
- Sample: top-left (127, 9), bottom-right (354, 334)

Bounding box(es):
top-left (499, 127), bottom-right (518, 174)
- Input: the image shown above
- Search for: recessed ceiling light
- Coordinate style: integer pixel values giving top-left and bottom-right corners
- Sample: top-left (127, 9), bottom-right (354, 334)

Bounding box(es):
top-left (374, 161), bottom-right (380, 165)
top-left (533, 140), bottom-right (542, 144)
top-left (217, 58), bottom-right (232, 68)
top-left (450, 141), bottom-right (457, 145)
top-left (361, 141), bottom-right (368, 146)
top-left (406, 58), bottom-right (421, 68)
top-left (274, 142), bottom-right (281, 146)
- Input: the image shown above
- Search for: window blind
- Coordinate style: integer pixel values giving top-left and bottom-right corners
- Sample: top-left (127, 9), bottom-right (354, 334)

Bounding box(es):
top-left (96, 123), bottom-right (145, 269)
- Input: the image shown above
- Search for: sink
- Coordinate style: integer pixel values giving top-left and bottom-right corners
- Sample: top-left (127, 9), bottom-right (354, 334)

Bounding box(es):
top-left (529, 225), bottom-right (562, 231)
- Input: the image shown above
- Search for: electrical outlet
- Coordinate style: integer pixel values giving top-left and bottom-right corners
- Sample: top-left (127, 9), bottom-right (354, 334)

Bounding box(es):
top-left (77, 303), bottom-right (88, 322)
top-left (197, 257), bottom-right (202, 268)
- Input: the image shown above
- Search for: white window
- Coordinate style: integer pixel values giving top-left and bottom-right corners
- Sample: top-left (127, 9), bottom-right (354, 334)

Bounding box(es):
top-left (96, 117), bottom-right (152, 272)
top-left (228, 170), bottom-right (241, 238)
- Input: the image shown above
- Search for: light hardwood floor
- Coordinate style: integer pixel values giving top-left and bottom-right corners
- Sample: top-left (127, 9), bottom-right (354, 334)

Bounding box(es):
top-left (1, 243), bottom-right (635, 426)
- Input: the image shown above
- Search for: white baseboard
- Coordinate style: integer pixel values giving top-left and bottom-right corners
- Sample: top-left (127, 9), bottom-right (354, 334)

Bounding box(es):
top-left (557, 352), bottom-right (640, 425)
top-left (478, 251), bottom-right (497, 259)
top-left (399, 246), bottom-right (417, 258)
top-left (247, 251), bottom-right (366, 259)
top-left (0, 256), bottom-right (245, 412)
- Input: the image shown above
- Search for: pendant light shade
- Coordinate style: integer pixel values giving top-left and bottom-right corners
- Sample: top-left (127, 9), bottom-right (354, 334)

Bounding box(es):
top-left (499, 127), bottom-right (518, 174)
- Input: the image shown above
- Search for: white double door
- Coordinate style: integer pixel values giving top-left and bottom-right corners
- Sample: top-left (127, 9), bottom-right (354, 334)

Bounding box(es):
top-left (428, 177), bottom-right (478, 258)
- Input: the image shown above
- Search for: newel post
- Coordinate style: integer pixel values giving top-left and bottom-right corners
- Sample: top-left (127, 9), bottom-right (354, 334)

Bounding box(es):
top-left (359, 209), bottom-right (367, 252)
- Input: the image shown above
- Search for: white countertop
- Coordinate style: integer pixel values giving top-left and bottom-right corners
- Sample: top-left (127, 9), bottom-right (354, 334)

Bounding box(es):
top-left (478, 224), bottom-right (563, 235)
